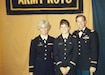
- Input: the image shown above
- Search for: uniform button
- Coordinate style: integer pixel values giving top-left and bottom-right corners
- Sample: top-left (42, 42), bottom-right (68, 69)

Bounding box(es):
top-left (45, 49), bottom-right (47, 51)
top-left (85, 41), bottom-right (87, 43)
top-left (64, 53), bottom-right (66, 55)
top-left (44, 53), bottom-right (47, 56)
top-left (78, 41), bottom-right (80, 44)
top-left (79, 49), bottom-right (81, 51)
top-left (64, 57), bottom-right (66, 59)
top-left (44, 57), bottom-right (47, 60)
top-left (78, 53), bottom-right (81, 55)
top-left (64, 48), bottom-right (67, 51)
top-left (64, 44), bottom-right (66, 46)
top-left (78, 45), bottom-right (81, 47)
top-left (64, 39), bottom-right (66, 42)
top-left (44, 45), bottom-right (47, 48)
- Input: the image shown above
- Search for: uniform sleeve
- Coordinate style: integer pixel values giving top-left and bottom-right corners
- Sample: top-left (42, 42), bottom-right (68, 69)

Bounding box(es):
top-left (68, 37), bottom-right (78, 68)
top-left (29, 40), bottom-right (36, 72)
top-left (90, 31), bottom-right (99, 67)
top-left (53, 39), bottom-right (62, 67)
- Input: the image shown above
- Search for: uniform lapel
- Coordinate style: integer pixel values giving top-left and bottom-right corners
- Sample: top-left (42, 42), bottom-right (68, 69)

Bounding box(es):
top-left (60, 35), bottom-right (64, 43)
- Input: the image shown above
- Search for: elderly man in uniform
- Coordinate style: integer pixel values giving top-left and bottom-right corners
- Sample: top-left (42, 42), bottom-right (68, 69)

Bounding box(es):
top-left (54, 19), bottom-right (78, 75)
top-left (29, 20), bottom-right (55, 75)
top-left (72, 15), bottom-right (99, 75)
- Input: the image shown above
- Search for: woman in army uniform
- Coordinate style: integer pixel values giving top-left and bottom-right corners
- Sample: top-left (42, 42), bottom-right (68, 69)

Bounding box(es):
top-left (54, 19), bottom-right (78, 75)
top-left (29, 20), bottom-right (55, 75)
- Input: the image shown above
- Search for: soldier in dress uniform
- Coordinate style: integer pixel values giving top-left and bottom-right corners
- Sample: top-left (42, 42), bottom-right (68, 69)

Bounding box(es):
top-left (29, 20), bottom-right (55, 75)
top-left (72, 15), bottom-right (99, 75)
top-left (54, 19), bottom-right (78, 75)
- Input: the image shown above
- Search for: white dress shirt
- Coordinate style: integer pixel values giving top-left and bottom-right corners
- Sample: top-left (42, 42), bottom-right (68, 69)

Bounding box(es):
top-left (40, 35), bottom-right (48, 43)
top-left (79, 27), bottom-right (86, 38)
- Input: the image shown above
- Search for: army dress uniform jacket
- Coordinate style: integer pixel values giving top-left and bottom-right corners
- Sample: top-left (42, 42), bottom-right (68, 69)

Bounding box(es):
top-left (72, 27), bottom-right (98, 70)
top-left (29, 35), bottom-right (55, 75)
top-left (54, 34), bottom-right (78, 75)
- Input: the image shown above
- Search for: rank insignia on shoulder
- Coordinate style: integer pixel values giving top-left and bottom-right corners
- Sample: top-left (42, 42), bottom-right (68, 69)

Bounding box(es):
top-left (91, 30), bottom-right (95, 32)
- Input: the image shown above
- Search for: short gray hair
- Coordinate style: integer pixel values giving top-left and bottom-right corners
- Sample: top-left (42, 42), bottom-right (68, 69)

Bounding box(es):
top-left (37, 20), bottom-right (51, 29)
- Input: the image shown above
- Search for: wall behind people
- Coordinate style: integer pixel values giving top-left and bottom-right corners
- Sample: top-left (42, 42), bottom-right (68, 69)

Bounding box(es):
top-left (0, 38), bottom-right (3, 75)
top-left (0, 0), bottom-right (3, 74)
top-left (0, 0), bottom-right (93, 75)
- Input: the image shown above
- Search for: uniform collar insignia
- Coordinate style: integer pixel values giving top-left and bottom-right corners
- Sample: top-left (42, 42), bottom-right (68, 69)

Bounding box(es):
top-left (58, 42), bottom-right (63, 45)
top-left (38, 42), bottom-right (43, 46)
top-left (69, 42), bottom-right (72, 44)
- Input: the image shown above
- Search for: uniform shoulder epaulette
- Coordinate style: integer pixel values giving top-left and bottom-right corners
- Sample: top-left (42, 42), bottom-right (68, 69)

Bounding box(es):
top-left (72, 35), bottom-right (76, 38)
top-left (91, 30), bottom-right (95, 32)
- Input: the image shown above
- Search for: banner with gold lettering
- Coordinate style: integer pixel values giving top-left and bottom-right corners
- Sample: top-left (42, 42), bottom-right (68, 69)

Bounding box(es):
top-left (6, 0), bottom-right (83, 15)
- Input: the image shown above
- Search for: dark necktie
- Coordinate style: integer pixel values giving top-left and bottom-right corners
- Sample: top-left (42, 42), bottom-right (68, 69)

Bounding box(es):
top-left (44, 39), bottom-right (46, 43)
top-left (79, 30), bottom-right (83, 38)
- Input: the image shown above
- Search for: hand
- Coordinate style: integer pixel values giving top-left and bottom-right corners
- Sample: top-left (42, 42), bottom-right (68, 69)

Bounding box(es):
top-left (60, 66), bottom-right (71, 75)
top-left (29, 72), bottom-right (33, 75)
top-left (65, 66), bottom-right (70, 74)
top-left (90, 67), bottom-right (96, 73)
top-left (60, 67), bottom-right (67, 75)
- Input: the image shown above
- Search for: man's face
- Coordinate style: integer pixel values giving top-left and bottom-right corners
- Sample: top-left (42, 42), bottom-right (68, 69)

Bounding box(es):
top-left (76, 16), bottom-right (86, 30)
top-left (60, 24), bottom-right (70, 34)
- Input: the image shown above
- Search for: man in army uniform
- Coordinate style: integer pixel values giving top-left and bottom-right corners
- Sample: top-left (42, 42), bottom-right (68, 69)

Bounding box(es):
top-left (72, 15), bottom-right (99, 75)
top-left (54, 19), bottom-right (78, 75)
top-left (29, 20), bottom-right (55, 75)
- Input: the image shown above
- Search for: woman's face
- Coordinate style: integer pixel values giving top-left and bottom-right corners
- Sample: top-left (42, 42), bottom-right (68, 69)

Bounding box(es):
top-left (39, 24), bottom-right (49, 35)
top-left (60, 24), bottom-right (70, 34)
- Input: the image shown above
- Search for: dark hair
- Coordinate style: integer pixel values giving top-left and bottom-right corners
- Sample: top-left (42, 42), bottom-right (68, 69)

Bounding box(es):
top-left (60, 19), bottom-right (70, 27)
top-left (75, 15), bottom-right (86, 22)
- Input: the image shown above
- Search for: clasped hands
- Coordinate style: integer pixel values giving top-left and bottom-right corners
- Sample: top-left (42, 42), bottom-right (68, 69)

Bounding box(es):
top-left (60, 66), bottom-right (70, 75)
